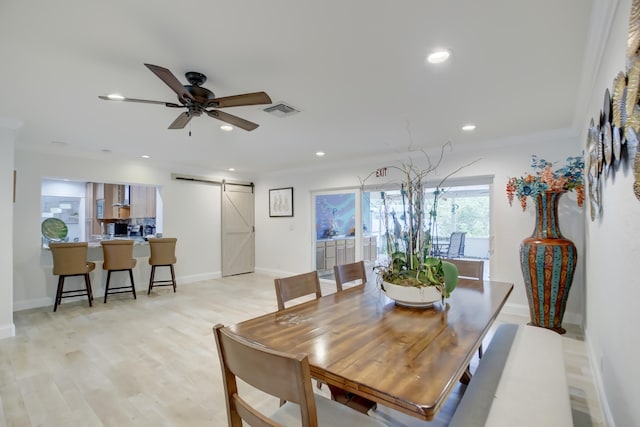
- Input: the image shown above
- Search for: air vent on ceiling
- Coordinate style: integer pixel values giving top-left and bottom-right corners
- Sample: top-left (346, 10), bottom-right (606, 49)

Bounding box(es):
top-left (263, 102), bottom-right (300, 117)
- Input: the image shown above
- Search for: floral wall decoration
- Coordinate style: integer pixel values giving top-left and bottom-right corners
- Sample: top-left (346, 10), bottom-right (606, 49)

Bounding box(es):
top-left (587, 0), bottom-right (640, 220)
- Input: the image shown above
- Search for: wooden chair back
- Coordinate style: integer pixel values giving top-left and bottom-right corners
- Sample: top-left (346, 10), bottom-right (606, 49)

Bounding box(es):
top-left (274, 271), bottom-right (322, 311)
top-left (333, 261), bottom-right (367, 292)
top-left (444, 258), bottom-right (484, 280)
top-left (213, 324), bottom-right (319, 427)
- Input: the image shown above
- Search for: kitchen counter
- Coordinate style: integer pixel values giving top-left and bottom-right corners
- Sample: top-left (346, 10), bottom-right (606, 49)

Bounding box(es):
top-left (316, 235), bottom-right (355, 242)
top-left (87, 236), bottom-right (150, 247)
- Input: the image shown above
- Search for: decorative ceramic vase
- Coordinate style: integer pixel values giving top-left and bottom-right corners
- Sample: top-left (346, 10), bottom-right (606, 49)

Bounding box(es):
top-left (519, 191), bottom-right (577, 334)
top-left (382, 281), bottom-right (441, 308)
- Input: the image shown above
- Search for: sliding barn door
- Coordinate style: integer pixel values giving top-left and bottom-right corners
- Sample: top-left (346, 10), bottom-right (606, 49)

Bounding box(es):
top-left (221, 182), bottom-right (255, 276)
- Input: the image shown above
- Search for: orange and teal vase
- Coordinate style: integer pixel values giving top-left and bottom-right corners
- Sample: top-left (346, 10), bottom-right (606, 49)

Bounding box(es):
top-left (519, 191), bottom-right (577, 334)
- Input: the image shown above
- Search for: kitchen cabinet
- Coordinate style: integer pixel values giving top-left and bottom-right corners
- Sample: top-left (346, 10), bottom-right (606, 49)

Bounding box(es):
top-left (130, 185), bottom-right (156, 218)
top-left (94, 183), bottom-right (126, 219)
top-left (316, 238), bottom-right (357, 271)
top-left (316, 242), bottom-right (325, 270)
top-left (336, 240), bottom-right (345, 266)
top-left (363, 236), bottom-right (377, 261)
top-left (325, 240), bottom-right (336, 270)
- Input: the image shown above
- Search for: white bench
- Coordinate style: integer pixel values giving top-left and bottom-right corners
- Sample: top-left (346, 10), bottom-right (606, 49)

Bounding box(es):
top-left (449, 323), bottom-right (573, 427)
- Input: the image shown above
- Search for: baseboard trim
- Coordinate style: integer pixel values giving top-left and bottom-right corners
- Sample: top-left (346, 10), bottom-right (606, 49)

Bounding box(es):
top-left (501, 302), bottom-right (582, 326)
top-left (178, 272), bottom-right (221, 284)
top-left (13, 272), bottom-right (223, 312)
top-left (585, 328), bottom-right (616, 427)
top-left (0, 323), bottom-right (15, 339)
top-left (13, 297), bottom-right (52, 312)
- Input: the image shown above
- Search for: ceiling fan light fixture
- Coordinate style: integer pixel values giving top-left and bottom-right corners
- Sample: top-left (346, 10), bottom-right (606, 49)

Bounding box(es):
top-left (220, 125), bottom-right (233, 132)
top-left (426, 49), bottom-right (451, 64)
top-left (106, 93), bottom-right (125, 100)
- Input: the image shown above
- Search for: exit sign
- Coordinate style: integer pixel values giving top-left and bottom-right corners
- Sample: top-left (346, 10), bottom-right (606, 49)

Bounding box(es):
top-left (376, 167), bottom-right (387, 177)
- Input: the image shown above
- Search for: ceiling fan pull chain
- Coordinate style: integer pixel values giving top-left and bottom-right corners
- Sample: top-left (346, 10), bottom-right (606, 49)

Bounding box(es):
top-left (189, 121), bottom-right (192, 137)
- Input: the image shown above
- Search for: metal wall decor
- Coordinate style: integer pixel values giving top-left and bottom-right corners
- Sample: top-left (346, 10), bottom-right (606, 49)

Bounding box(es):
top-left (586, 0), bottom-right (640, 220)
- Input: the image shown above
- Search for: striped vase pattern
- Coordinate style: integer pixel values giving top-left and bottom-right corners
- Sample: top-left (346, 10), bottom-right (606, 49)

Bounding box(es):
top-left (519, 191), bottom-right (577, 334)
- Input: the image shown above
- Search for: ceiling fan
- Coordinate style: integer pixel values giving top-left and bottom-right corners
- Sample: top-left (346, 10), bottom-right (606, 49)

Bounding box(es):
top-left (99, 63), bottom-right (272, 131)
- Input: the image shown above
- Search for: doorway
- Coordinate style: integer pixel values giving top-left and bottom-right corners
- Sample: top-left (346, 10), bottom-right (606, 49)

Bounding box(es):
top-left (363, 183), bottom-right (491, 278)
top-left (313, 190), bottom-right (360, 280)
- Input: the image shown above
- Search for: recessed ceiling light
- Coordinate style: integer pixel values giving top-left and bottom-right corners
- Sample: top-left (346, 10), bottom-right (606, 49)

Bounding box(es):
top-left (426, 49), bottom-right (451, 64)
top-left (220, 125), bottom-right (233, 132)
top-left (101, 149), bottom-right (112, 153)
top-left (106, 93), bottom-right (125, 100)
top-left (462, 124), bottom-right (476, 131)
top-left (141, 155), bottom-right (151, 159)
top-left (315, 151), bottom-right (325, 157)
top-left (228, 168), bottom-right (236, 172)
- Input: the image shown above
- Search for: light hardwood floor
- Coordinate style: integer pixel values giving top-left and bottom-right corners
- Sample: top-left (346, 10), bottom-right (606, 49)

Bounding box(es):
top-left (1, 273), bottom-right (604, 426)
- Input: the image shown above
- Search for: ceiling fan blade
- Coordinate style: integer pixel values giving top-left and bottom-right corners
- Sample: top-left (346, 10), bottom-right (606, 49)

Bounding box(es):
top-left (144, 63), bottom-right (195, 102)
top-left (168, 112), bottom-right (193, 129)
top-left (208, 91), bottom-right (272, 108)
top-left (206, 109), bottom-right (259, 131)
top-left (98, 95), bottom-right (182, 108)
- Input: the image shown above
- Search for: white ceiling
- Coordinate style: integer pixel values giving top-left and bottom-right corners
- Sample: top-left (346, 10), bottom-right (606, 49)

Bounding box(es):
top-left (0, 0), bottom-right (595, 177)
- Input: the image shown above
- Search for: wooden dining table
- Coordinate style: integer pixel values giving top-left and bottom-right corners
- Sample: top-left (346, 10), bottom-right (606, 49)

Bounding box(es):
top-left (226, 277), bottom-right (513, 421)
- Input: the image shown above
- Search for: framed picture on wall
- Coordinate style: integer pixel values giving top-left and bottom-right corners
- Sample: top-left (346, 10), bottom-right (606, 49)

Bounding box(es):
top-left (269, 187), bottom-right (294, 217)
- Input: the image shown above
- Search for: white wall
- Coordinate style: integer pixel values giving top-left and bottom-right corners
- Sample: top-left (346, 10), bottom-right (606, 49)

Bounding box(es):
top-left (13, 149), bottom-right (227, 310)
top-left (581, 0), bottom-right (640, 425)
top-left (0, 124), bottom-right (18, 339)
top-left (254, 136), bottom-right (585, 323)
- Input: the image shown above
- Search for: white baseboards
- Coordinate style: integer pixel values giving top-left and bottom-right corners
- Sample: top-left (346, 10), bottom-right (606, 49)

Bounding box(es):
top-left (585, 329), bottom-right (615, 427)
top-left (13, 297), bottom-right (52, 312)
top-left (0, 322), bottom-right (15, 339)
top-left (13, 272), bottom-right (222, 312)
top-left (501, 302), bottom-right (582, 326)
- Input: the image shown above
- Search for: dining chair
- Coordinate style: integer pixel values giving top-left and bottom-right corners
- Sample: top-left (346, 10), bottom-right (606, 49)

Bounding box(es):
top-left (443, 258), bottom-right (484, 280)
top-left (213, 324), bottom-right (387, 427)
top-left (49, 242), bottom-right (95, 312)
top-left (274, 271), bottom-right (322, 311)
top-left (100, 240), bottom-right (137, 303)
top-left (333, 260), bottom-right (367, 292)
top-left (444, 257), bottom-right (485, 358)
top-left (147, 237), bottom-right (177, 294)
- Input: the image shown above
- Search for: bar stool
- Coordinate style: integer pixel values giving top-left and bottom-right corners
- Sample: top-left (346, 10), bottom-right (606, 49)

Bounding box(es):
top-left (147, 237), bottom-right (177, 294)
top-left (49, 242), bottom-right (95, 312)
top-left (100, 240), bottom-right (137, 303)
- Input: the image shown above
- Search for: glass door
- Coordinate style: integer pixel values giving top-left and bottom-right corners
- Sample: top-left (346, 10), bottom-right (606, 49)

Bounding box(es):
top-left (313, 190), bottom-right (359, 279)
top-left (362, 183), bottom-right (491, 278)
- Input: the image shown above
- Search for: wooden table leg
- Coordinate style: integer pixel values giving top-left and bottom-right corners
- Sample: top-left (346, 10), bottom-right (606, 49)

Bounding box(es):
top-left (327, 384), bottom-right (377, 414)
top-left (460, 366), bottom-right (472, 385)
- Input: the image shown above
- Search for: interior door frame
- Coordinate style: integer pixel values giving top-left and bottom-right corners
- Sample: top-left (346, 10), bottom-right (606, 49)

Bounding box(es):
top-left (221, 181), bottom-right (255, 277)
top-left (311, 188), bottom-right (362, 269)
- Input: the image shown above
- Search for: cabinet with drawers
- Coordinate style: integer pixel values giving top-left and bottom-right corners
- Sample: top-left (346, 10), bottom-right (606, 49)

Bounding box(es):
top-left (363, 236), bottom-right (378, 261)
top-left (316, 238), bottom-right (357, 271)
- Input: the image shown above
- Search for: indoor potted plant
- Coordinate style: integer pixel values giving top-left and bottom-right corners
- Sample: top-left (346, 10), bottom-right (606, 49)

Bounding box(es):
top-left (363, 143), bottom-right (478, 307)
